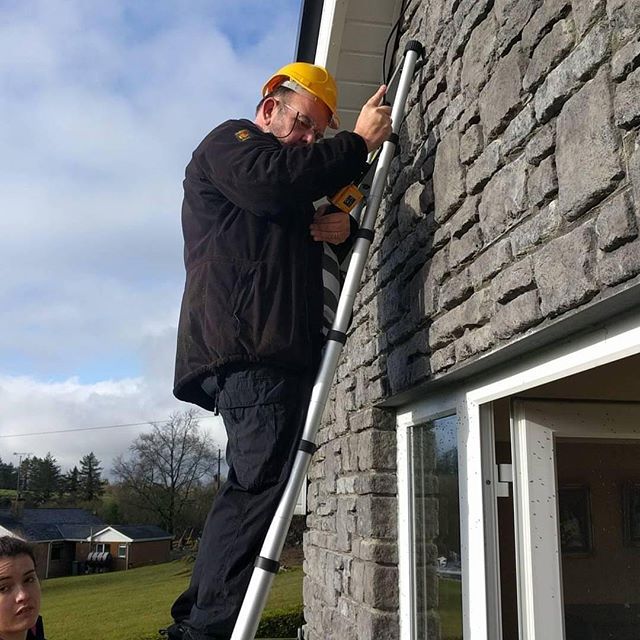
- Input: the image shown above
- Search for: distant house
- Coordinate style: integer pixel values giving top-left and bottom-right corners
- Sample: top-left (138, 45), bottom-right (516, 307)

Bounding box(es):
top-left (75, 525), bottom-right (173, 571)
top-left (0, 506), bottom-right (172, 579)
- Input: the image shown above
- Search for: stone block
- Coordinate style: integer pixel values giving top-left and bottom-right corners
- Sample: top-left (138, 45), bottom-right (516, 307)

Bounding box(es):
top-left (461, 14), bottom-right (498, 99)
top-left (441, 93), bottom-right (465, 131)
top-left (356, 496), bottom-right (397, 539)
top-left (478, 157), bottom-right (529, 243)
top-left (357, 430), bottom-right (397, 472)
top-left (459, 103), bottom-right (480, 132)
top-left (449, 225), bottom-right (484, 268)
top-left (615, 67), bottom-right (640, 129)
top-left (523, 19), bottom-right (575, 93)
top-left (534, 21), bottom-right (610, 123)
top-left (460, 287), bottom-right (494, 327)
top-left (479, 44), bottom-right (526, 140)
top-left (527, 155), bottom-right (558, 207)
top-left (426, 91), bottom-right (448, 124)
top-left (430, 343), bottom-right (456, 372)
top-left (348, 406), bottom-right (396, 433)
top-left (598, 238), bottom-right (640, 285)
top-left (533, 223), bottom-right (599, 316)
top-left (494, 290), bottom-right (543, 339)
top-left (397, 181), bottom-right (425, 236)
top-left (450, 0), bottom-right (493, 59)
top-left (439, 269), bottom-right (473, 311)
top-left (510, 200), bottom-right (563, 256)
top-left (363, 564), bottom-right (399, 610)
top-left (468, 239), bottom-right (513, 287)
top-left (607, 0), bottom-right (640, 44)
top-left (572, 0), bottom-right (606, 36)
top-left (429, 307), bottom-right (463, 349)
top-left (352, 538), bottom-right (398, 564)
top-left (492, 257), bottom-right (535, 303)
top-left (409, 261), bottom-right (438, 322)
top-left (496, 0), bottom-right (543, 55)
top-left (460, 124), bottom-right (484, 165)
top-left (467, 140), bottom-right (502, 194)
top-left (355, 474), bottom-right (397, 497)
top-left (525, 122), bottom-right (555, 165)
top-left (356, 608), bottom-right (399, 640)
top-left (501, 103), bottom-right (537, 157)
top-left (521, 0), bottom-right (572, 56)
top-left (455, 324), bottom-right (495, 359)
top-left (595, 190), bottom-right (638, 251)
top-left (433, 126), bottom-right (466, 222)
top-left (447, 56), bottom-right (463, 98)
top-left (449, 194), bottom-right (481, 238)
top-left (612, 37), bottom-right (640, 81)
top-left (556, 69), bottom-right (623, 219)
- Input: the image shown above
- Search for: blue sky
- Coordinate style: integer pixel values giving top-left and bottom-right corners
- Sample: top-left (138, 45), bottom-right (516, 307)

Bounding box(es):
top-left (0, 0), bottom-right (302, 470)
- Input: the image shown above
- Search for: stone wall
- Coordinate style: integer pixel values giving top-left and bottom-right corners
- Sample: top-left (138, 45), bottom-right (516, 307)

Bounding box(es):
top-left (303, 1), bottom-right (640, 638)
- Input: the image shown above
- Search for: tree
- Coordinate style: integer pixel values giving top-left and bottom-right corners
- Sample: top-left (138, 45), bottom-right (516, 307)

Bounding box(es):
top-left (112, 409), bottom-right (216, 534)
top-left (78, 452), bottom-right (105, 500)
top-left (0, 459), bottom-right (17, 491)
top-left (65, 466), bottom-right (80, 497)
top-left (28, 453), bottom-right (61, 503)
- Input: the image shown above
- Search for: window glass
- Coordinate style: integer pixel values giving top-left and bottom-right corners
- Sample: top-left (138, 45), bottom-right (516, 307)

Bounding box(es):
top-left (411, 415), bottom-right (463, 639)
top-left (51, 542), bottom-right (63, 561)
top-left (118, 544), bottom-right (127, 559)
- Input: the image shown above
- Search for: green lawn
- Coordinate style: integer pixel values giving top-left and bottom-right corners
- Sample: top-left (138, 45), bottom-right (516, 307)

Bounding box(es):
top-left (439, 577), bottom-right (463, 640)
top-left (40, 560), bottom-right (303, 640)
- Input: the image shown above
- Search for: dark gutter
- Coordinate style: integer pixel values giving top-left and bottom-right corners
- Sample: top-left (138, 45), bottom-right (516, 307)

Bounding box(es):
top-left (295, 0), bottom-right (324, 62)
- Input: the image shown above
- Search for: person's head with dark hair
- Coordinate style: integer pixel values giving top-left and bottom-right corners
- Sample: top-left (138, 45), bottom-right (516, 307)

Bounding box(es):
top-left (0, 536), bottom-right (42, 640)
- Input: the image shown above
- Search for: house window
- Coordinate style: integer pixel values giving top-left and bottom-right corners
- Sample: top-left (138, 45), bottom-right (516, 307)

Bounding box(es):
top-left (50, 542), bottom-right (64, 561)
top-left (410, 415), bottom-right (463, 639)
top-left (118, 544), bottom-right (127, 559)
top-left (94, 543), bottom-right (108, 553)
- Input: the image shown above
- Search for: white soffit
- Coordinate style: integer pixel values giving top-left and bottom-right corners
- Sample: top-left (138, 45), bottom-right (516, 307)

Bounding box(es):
top-left (315, 0), bottom-right (404, 132)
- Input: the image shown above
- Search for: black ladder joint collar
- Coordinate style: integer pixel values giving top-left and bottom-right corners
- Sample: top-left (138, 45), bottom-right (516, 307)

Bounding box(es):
top-left (388, 132), bottom-right (400, 148)
top-left (299, 439), bottom-right (317, 455)
top-left (255, 556), bottom-right (280, 574)
top-left (356, 228), bottom-right (375, 242)
top-left (327, 329), bottom-right (347, 344)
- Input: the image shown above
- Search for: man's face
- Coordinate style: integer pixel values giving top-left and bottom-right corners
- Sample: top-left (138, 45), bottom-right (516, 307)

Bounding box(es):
top-left (0, 554), bottom-right (41, 637)
top-left (265, 91), bottom-right (331, 146)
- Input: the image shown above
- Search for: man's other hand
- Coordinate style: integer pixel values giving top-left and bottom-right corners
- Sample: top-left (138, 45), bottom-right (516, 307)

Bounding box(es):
top-left (310, 206), bottom-right (351, 244)
top-left (353, 85), bottom-right (393, 152)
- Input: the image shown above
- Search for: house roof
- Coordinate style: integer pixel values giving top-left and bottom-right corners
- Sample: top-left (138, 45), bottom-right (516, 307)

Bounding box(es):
top-left (90, 524), bottom-right (172, 542)
top-left (0, 508), bottom-right (105, 543)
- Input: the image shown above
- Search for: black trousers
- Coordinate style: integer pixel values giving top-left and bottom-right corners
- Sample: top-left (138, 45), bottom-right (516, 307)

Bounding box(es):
top-left (171, 365), bottom-right (313, 639)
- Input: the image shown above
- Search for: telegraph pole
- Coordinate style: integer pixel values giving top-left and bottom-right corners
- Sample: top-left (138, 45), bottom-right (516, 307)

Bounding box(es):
top-left (13, 452), bottom-right (30, 500)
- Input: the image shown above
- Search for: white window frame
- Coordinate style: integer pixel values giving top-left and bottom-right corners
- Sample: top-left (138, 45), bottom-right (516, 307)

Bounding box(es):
top-left (94, 543), bottom-right (108, 553)
top-left (117, 543), bottom-right (127, 559)
top-left (397, 309), bottom-right (640, 639)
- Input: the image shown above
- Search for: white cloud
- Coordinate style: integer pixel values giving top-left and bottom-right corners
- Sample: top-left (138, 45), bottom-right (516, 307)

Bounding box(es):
top-left (0, 0), bottom-right (300, 470)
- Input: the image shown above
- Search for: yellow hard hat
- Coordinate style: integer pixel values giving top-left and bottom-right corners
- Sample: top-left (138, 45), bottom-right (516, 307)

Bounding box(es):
top-left (262, 62), bottom-right (340, 129)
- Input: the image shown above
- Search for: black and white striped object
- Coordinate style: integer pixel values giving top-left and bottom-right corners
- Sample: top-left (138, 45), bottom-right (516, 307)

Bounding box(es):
top-left (322, 242), bottom-right (352, 338)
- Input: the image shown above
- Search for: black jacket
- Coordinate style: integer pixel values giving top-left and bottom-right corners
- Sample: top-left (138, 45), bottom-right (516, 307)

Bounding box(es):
top-left (173, 119), bottom-right (368, 410)
top-left (27, 616), bottom-right (45, 639)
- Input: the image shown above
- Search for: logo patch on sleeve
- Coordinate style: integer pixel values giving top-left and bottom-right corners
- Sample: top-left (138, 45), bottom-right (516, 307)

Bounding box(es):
top-left (234, 129), bottom-right (251, 142)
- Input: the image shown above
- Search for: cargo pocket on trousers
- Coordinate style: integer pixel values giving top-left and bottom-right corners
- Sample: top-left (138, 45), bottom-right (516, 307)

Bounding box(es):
top-left (217, 372), bottom-right (292, 492)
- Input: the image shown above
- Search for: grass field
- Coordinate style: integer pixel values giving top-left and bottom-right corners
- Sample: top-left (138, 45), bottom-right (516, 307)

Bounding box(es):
top-left (40, 560), bottom-right (303, 640)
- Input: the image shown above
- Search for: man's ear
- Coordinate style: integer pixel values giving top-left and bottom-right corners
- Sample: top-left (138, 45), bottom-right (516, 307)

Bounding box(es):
top-left (261, 97), bottom-right (277, 125)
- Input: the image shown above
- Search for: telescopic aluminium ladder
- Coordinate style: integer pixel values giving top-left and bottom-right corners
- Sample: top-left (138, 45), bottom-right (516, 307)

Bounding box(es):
top-left (231, 39), bottom-right (425, 640)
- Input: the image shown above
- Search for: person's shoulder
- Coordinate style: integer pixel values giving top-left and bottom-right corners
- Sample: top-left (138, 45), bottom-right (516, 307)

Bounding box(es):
top-left (206, 119), bottom-right (268, 144)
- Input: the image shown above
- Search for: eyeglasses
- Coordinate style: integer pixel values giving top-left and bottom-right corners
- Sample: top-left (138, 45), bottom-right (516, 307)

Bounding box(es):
top-left (277, 100), bottom-right (324, 141)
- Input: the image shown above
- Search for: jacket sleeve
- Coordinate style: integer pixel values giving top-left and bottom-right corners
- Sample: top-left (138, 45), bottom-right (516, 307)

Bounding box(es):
top-left (194, 122), bottom-right (369, 217)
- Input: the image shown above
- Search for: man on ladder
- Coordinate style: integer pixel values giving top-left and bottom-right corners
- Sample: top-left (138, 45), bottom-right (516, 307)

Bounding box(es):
top-left (167, 62), bottom-right (392, 640)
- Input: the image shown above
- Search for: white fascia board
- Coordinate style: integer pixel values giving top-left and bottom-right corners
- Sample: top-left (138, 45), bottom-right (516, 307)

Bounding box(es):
top-left (314, 0), bottom-right (349, 71)
top-left (87, 527), bottom-right (133, 543)
top-left (0, 526), bottom-right (18, 538)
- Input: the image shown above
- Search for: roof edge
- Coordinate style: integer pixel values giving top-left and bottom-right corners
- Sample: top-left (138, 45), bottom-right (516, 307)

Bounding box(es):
top-left (295, 0), bottom-right (325, 63)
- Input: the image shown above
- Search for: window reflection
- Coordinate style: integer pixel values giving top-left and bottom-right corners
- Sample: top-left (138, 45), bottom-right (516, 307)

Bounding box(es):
top-left (411, 415), bottom-right (463, 640)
